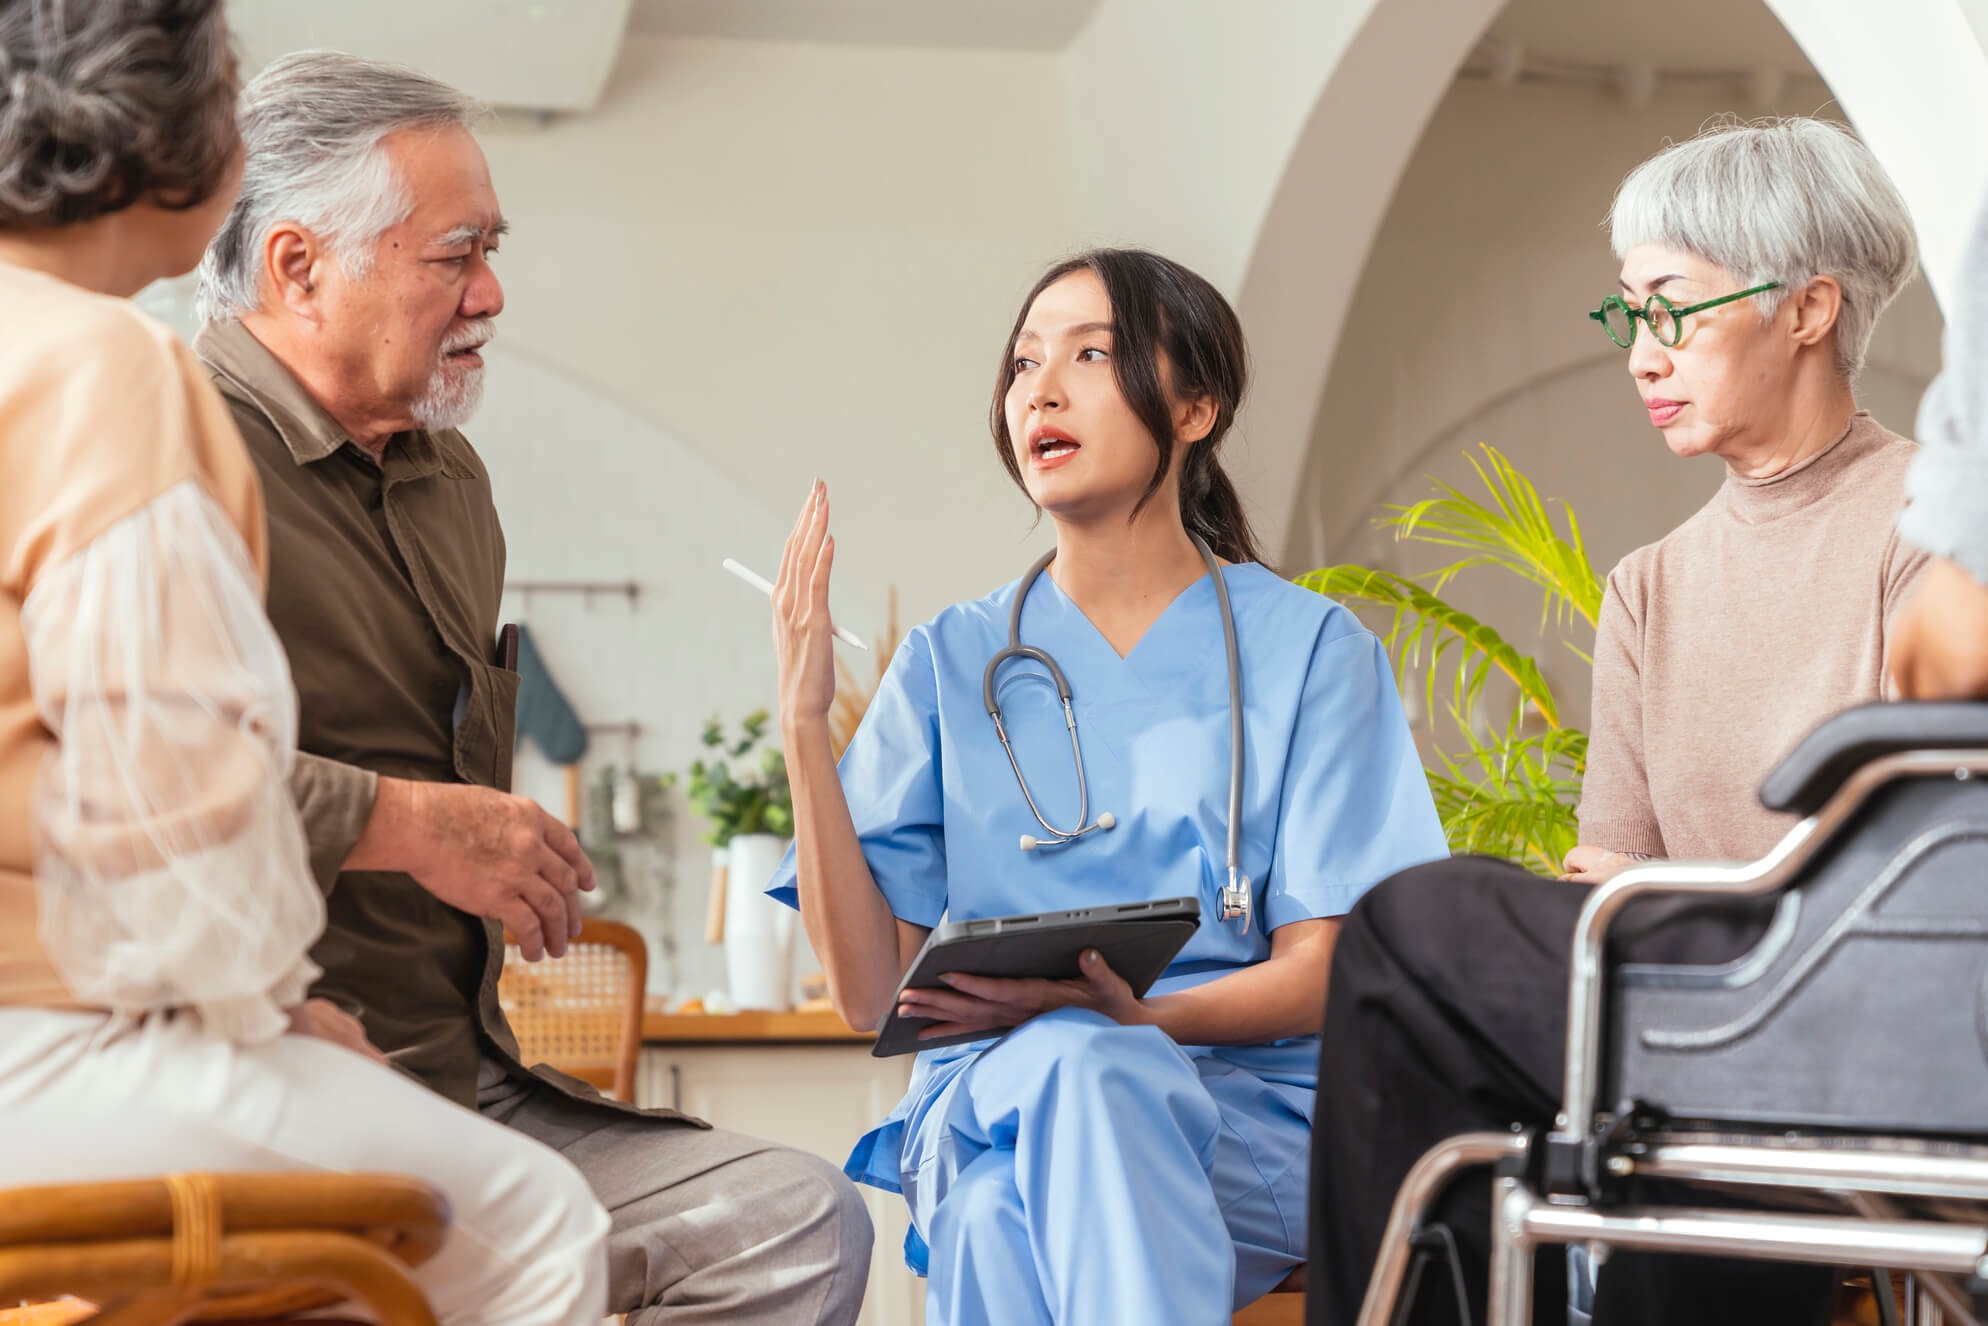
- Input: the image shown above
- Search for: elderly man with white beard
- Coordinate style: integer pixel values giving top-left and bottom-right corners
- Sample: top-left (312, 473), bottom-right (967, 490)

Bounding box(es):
top-left (193, 51), bottom-right (872, 1326)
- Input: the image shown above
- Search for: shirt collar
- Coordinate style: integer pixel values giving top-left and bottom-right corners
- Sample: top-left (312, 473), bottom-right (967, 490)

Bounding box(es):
top-left (195, 320), bottom-right (451, 481)
top-left (194, 319), bottom-right (356, 466)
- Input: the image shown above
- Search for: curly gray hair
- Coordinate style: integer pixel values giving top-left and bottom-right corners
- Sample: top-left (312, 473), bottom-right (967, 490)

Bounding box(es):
top-left (195, 51), bottom-right (485, 323)
top-left (1608, 117), bottom-right (1919, 382)
top-left (0, 0), bottom-right (237, 228)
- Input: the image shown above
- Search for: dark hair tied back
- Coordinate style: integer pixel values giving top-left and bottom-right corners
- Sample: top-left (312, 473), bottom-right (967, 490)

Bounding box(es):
top-left (989, 247), bottom-right (1265, 567)
top-left (0, 0), bottom-right (237, 229)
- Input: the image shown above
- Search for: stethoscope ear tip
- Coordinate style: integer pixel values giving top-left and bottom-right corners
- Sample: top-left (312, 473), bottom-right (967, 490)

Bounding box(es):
top-left (1019, 834), bottom-right (1039, 852)
top-left (1096, 811), bottom-right (1116, 831)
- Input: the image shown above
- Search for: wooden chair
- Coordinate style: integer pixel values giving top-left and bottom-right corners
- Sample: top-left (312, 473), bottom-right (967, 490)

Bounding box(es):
top-left (1233, 1266), bottom-right (1306, 1324)
top-left (497, 917), bottom-right (648, 1102)
top-left (0, 1172), bottom-right (447, 1325)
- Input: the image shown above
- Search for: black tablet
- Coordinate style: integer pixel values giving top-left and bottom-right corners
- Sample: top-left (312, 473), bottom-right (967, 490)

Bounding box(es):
top-left (871, 896), bottom-right (1201, 1058)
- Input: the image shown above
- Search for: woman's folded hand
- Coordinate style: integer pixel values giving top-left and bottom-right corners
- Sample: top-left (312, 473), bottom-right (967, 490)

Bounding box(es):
top-left (894, 949), bottom-right (1151, 1041)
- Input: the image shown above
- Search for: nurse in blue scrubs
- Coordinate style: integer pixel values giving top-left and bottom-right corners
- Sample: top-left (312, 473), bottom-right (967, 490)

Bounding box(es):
top-left (764, 248), bottom-right (1448, 1326)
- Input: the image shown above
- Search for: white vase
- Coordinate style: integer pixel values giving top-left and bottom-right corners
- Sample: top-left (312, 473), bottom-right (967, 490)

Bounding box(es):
top-left (723, 833), bottom-right (796, 1011)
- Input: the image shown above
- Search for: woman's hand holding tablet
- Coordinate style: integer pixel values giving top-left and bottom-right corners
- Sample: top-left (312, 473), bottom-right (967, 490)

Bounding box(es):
top-left (872, 897), bottom-right (1199, 1057)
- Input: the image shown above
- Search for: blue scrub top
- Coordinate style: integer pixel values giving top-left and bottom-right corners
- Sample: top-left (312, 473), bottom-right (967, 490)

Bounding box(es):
top-left (768, 562), bottom-right (1448, 1196)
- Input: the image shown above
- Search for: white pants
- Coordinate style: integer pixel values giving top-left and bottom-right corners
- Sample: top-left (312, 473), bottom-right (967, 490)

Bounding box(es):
top-left (0, 1009), bottom-right (609, 1325)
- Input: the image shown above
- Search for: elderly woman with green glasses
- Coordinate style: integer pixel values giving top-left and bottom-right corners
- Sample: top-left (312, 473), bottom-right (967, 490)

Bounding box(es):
top-left (1561, 116), bottom-right (1929, 887)
top-left (1305, 118), bottom-right (1930, 1326)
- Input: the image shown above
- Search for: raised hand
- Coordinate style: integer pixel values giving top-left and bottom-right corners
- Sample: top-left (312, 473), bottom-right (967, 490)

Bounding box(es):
top-left (773, 480), bottom-right (841, 731)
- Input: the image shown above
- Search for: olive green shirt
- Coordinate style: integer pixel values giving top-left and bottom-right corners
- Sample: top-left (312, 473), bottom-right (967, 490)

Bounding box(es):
top-left (196, 320), bottom-right (554, 1110)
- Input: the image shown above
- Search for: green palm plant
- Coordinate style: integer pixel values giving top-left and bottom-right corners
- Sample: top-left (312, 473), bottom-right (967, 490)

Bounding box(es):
top-left (1295, 445), bottom-right (1604, 873)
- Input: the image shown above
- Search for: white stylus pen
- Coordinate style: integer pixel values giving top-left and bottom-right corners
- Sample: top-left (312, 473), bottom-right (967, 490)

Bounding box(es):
top-left (722, 558), bottom-right (869, 650)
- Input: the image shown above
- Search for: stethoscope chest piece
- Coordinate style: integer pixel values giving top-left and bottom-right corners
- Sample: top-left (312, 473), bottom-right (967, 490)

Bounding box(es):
top-left (1219, 872), bottom-right (1252, 936)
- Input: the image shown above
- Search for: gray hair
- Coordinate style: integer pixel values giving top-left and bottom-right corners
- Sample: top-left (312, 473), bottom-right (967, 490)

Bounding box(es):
top-left (1608, 117), bottom-right (1918, 381)
top-left (196, 50), bottom-right (484, 322)
top-left (0, 0), bottom-right (237, 228)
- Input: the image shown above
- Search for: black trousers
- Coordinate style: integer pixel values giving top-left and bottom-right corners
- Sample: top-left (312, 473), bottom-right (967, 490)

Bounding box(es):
top-left (1306, 855), bottom-right (1838, 1326)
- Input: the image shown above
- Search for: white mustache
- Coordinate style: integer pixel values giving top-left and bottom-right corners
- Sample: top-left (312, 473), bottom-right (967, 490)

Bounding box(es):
top-left (442, 323), bottom-right (494, 358)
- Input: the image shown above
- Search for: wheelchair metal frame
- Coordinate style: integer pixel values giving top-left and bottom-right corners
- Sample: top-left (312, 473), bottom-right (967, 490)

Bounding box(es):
top-left (1357, 748), bottom-right (1988, 1326)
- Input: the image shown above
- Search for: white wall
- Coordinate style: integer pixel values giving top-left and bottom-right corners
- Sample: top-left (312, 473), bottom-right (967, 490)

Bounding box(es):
top-left (479, 10), bottom-right (1441, 626)
top-left (470, 344), bottom-right (805, 1000)
top-left (1062, 0), bottom-right (1395, 291)
top-left (476, 33), bottom-right (1082, 634)
top-left (1285, 75), bottom-right (1947, 732)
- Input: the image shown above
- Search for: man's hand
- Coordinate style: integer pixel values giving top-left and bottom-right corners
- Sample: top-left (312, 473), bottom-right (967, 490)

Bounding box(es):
top-left (1890, 558), bottom-right (1988, 701)
top-left (352, 778), bottom-right (596, 960)
top-left (892, 949), bottom-right (1150, 1042)
top-left (286, 997), bottom-right (388, 1063)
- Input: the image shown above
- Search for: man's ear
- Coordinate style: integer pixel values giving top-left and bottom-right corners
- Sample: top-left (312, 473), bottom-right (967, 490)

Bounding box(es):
top-left (1786, 274), bottom-right (1844, 351)
top-left (1174, 392), bottom-right (1219, 447)
top-left (263, 221), bottom-right (327, 319)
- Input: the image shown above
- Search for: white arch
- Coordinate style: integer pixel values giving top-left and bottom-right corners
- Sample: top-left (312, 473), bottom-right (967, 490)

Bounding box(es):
top-left (1223, 0), bottom-right (1504, 561)
top-left (1761, 0), bottom-right (1988, 304)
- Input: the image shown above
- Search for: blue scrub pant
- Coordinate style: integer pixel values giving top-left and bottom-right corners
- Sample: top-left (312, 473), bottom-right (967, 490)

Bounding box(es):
top-left (905, 1008), bottom-right (1309, 1326)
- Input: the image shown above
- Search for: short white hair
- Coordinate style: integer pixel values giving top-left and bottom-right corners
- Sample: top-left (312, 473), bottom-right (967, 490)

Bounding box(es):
top-left (1608, 117), bottom-right (1918, 381)
top-left (195, 51), bottom-right (486, 323)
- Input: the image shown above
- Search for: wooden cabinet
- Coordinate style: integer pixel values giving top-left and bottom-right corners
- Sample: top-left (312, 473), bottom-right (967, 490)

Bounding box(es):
top-left (637, 1032), bottom-right (925, 1326)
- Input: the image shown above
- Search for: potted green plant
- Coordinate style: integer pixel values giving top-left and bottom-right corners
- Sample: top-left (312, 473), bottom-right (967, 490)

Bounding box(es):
top-left (683, 709), bottom-right (794, 845)
top-left (682, 710), bottom-right (796, 1010)
top-left (1298, 445), bottom-right (1601, 874)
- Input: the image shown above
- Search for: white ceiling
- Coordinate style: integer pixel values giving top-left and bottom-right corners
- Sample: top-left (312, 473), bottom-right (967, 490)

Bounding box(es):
top-left (222, 0), bottom-right (1824, 115)
top-left (627, 0), bottom-right (1813, 68)
top-left (1484, 0), bottom-right (1813, 72)
top-left (626, 0), bottom-right (1103, 51)
top-left (225, 0), bottom-right (634, 110)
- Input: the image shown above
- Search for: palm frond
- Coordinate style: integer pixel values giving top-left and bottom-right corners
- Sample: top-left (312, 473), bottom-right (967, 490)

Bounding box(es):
top-left (1295, 565), bottom-right (1561, 728)
top-left (1386, 444), bottom-right (1603, 632)
top-left (1297, 445), bottom-right (1602, 871)
top-left (1426, 722), bottom-right (1586, 873)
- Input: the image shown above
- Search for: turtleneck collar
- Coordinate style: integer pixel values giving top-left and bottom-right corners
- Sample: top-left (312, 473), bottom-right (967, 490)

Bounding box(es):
top-left (1717, 412), bottom-right (1883, 526)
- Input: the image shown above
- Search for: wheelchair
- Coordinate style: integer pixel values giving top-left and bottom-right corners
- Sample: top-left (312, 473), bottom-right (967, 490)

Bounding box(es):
top-left (1357, 701), bottom-right (1988, 1326)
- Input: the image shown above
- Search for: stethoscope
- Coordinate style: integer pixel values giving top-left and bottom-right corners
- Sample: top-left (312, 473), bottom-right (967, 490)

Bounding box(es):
top-left (981, 534), bottom-right (1252, 934)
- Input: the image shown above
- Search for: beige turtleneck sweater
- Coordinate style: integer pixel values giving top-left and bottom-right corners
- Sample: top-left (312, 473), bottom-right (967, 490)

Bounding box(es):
top-left (1577, 413), bottom-right (1929, 864)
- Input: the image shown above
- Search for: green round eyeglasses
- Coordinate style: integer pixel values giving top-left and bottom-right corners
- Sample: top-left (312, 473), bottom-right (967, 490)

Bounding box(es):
top-left (1588, 282), bottom-right (1781, 349)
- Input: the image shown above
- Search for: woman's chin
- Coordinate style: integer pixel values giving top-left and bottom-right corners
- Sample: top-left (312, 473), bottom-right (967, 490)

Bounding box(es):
top-left (1659, 427), bottom-right (1718, 460)
top-left (1034, 488), bottom-right (1119, 528)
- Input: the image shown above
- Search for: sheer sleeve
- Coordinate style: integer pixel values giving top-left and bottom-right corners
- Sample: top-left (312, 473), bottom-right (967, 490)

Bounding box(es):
top-left (23, 478), bottom-right (324, 1044)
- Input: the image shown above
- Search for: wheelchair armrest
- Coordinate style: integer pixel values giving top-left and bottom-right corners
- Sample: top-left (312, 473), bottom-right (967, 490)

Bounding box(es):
top-left (1757, 701), bottom-right (1988, 817)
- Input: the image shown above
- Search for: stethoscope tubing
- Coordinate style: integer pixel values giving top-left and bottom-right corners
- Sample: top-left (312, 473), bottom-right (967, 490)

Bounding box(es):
top-left (983, 535), bottom-right (1248, 926)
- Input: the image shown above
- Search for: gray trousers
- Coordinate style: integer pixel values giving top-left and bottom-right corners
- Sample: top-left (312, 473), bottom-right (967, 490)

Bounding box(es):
top-left (478, 1057), bottom-right (873, 1325)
